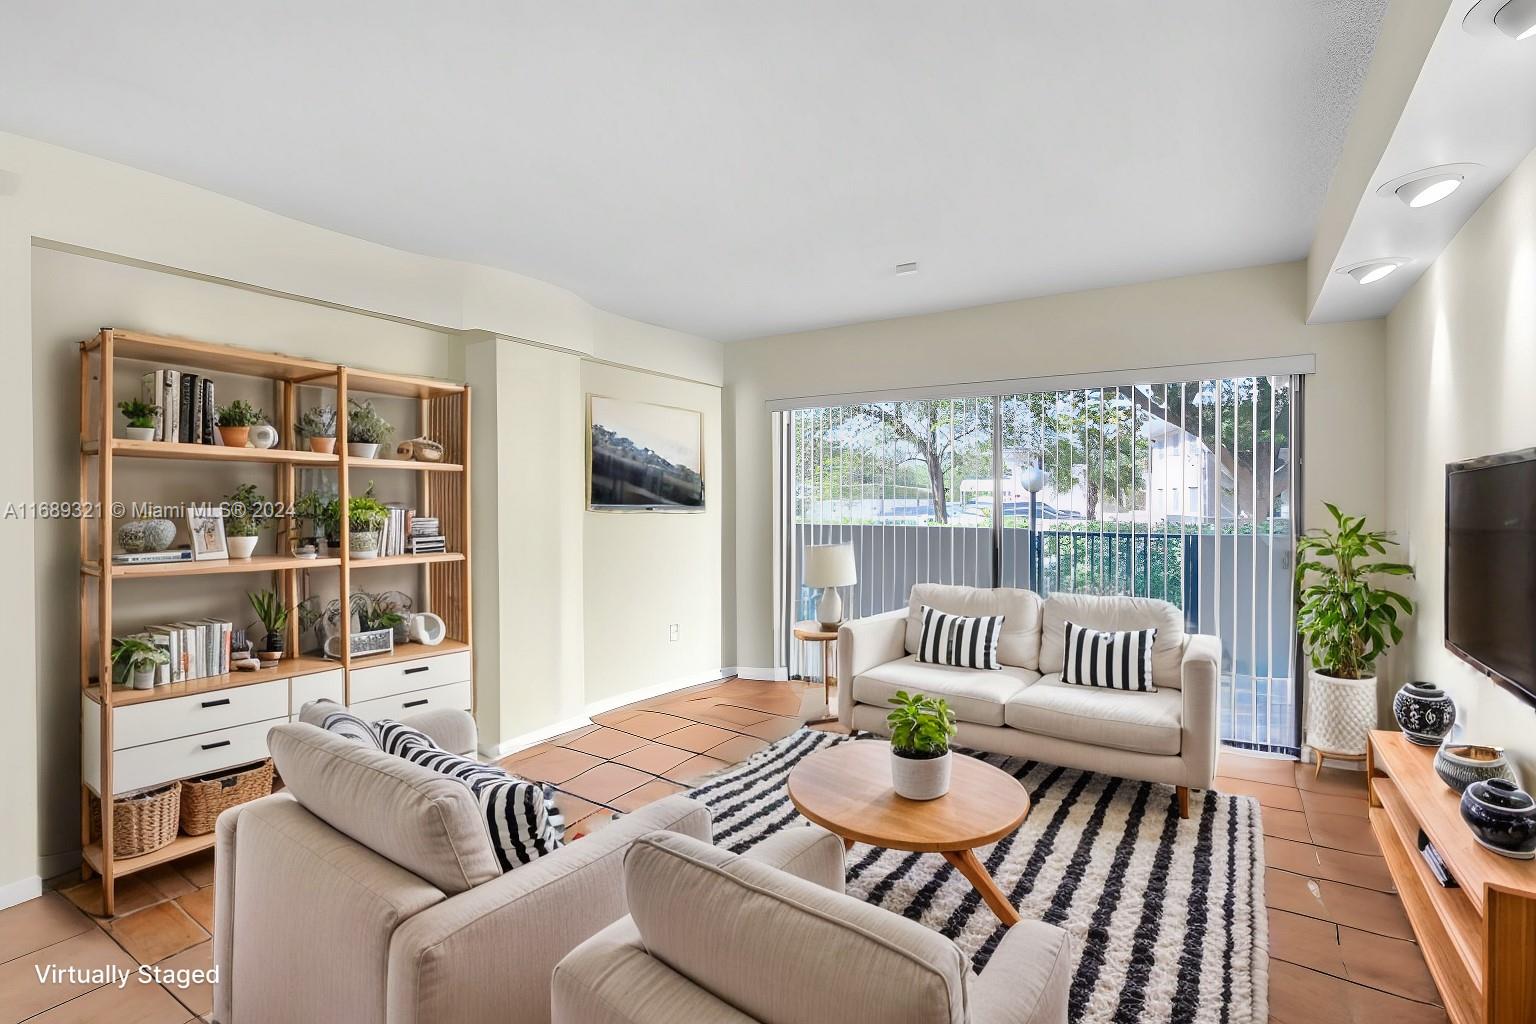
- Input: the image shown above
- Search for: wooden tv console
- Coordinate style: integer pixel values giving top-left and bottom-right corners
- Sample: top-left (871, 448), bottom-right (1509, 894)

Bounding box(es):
top-left (1366, 731), bottom-right (1536, 1024)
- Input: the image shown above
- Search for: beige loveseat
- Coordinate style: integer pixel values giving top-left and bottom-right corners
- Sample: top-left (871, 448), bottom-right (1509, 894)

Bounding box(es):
top-left (552, 829), bottom-right (1072, 1024)
top-left (839, 584), bottom-right (1221, 816)
top-left (212, 713), bottom-right (712, 1024)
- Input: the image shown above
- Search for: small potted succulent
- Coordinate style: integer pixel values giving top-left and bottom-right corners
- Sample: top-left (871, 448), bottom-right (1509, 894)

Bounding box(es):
top-left (346, 398), bottom-right (393, 458)
top-left (248, 589), bottom-right (289, 661)
top-left (295, 405), bottom-right (338, 454)
top-left (347, 493), bottom-right (390, 559)
top-left (118, 399), bottom-right (159, 441)
top-left (886, 690), bottom-right (958, 800)
top-left (222, 482), bottom-right (271, 559)
top-left (216, 399), bottom-right (266, 448)
top-left (111, 636), bottom-right (168, 690)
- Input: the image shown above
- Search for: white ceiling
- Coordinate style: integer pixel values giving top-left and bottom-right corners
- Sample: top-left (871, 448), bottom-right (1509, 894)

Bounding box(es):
top-left (0, 1), bottom-right (1386, 341)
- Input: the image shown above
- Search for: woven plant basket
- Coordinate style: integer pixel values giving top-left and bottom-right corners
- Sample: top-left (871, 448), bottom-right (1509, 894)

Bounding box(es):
top-left (89, 782), bottom-right (181, 858)
top-left (180, 759), bottom-right (275, 836)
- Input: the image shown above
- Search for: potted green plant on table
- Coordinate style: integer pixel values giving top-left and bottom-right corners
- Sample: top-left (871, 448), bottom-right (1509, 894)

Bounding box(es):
top-left (1295, 503), bottom-right (1416, 763)
top-left (248, 589), bottom-right (290, 661)
top-left (886, 690), bottom-right (958, 800)
top-left (295, 405), bottom-right (338, 454)
top-left (118, 399), bottom-right (159, 442)
top-left (222, 483), bottom-right (271, 559)
top-left (216, 399), bottom-right (266, 448)
top-left (111, 636), bottom-right (169, 690)
top-left (346, 399), bottom-right (393, 459)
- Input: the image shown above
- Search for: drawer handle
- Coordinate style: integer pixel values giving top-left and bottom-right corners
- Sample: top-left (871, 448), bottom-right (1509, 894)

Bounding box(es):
top-left (200, 698), bottom-right (231, 709)
top-left (404, 666), bottom-right (430, 675)
top-left (403, 699), bottom-right (429, 709)
top-left (201, 740), bottom-right (231, 751)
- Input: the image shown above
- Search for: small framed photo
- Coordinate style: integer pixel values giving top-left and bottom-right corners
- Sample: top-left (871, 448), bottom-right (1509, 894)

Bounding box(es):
top-left (187, 505), bottom-right (228, 561)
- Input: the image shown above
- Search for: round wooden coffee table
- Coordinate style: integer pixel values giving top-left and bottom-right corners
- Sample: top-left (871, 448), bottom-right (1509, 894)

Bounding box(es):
top-left (787, 739), bottom-right (1030, 926)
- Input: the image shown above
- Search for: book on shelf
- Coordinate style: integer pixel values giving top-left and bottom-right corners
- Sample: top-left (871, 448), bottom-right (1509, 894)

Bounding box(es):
top-left (110, 547), bottom-right (194, 565)
top-left (114, 617), bottom-right (233, 687)
top-left (178, 373), bottom-right (198, 443)
top-left (135, 365), bottom-right (228, 444)
top-left (201, 379), bottom-right (216, 444)
top-left (408, 538), bottom-right (446, 554)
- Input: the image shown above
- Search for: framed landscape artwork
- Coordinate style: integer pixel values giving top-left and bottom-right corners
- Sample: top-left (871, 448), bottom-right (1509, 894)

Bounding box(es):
top-left (588, 395), bottom-right (704, 512)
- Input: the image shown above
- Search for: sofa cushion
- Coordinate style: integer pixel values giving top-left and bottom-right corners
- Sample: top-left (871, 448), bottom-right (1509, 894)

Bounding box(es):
top-left (1004, 674), bottom-right (1183, 755)
top-left (1038, 593), bottom-right (1186, 689)
top-left (266, 723), bottom-right (502, 894)
top-left (905, 584), bottom-right (1043, 670)
top-left (855, 655), bottom-right (1038, 727)
top-left (625, 831), bottom-right (970, 1024)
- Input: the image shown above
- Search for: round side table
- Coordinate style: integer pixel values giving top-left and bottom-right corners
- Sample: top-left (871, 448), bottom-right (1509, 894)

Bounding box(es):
top-left (793, 620), bottom-right (839, 725)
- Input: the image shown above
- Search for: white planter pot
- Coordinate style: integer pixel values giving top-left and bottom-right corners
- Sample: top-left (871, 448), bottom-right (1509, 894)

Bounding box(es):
top-left (891, 747), bottom-right (952, 801)
top-left (227, 535), bottom-right (259, 560)
top-left (1306, 671), bottom-right (1376, 756)
top-left (131, 666), bottom-right (156, 690)
top-left (125, 426), bottom-right (155, 441)
top-left (347, 442), bottom-right (381, 459)
top-left (350, 530), bottom-right (381, 558)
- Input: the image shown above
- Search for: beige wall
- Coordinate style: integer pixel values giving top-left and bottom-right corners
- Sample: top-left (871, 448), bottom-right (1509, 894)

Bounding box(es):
top-left (725, 261), bottom-right (1388, 670)
top-left (0, 133), bottom-right (724, 900)
top-left (1384, 146), bottom-right (1536, 782)
top-left (582, 363), bottom-right (723, 706)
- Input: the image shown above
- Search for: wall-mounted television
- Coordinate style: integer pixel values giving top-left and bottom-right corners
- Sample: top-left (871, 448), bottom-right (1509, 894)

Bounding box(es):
top-left (588, 395), bottom-right (704, 512)
top-left (1445, 447), bottom-right (1536, 706)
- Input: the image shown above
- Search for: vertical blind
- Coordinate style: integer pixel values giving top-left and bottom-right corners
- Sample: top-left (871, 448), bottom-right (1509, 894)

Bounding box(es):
top-left (781, 374), bottom-right (1302, 754)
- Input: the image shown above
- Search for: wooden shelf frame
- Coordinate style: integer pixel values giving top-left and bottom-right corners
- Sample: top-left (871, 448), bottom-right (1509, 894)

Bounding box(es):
top-left (1367, 731), bottom-right (1536, 1024)
top-left (78, 327), bottom-right (473, 915)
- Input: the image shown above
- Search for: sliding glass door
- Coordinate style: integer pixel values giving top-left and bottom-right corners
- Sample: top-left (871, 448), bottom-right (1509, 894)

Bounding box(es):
top-left (782, 374), bottom-right (1302, 754)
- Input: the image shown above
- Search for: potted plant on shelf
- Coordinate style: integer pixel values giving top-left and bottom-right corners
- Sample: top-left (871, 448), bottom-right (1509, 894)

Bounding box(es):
top-left (111, 636), bottom-right (169, 690)
top-left (222, 482), bottom-right (271, 559)
top-left (886, 690), bottom-right (957, 800)
top-left (118, 399), bottom-right (159, 442)
top-left (295, 405), bottom-right (338, 454)
top-left (1295, 503), bottom-right (1417, 761)
top-left (291, 490), bottom-right (328, 558)
top-left (346, 398), bottom-right (393, 458)
top-left (248, 589), bottom-right (289, 661)
top-left (216, 399), bottom-right (266, 447)
top-left (347, 493), bottom-right (390, 559)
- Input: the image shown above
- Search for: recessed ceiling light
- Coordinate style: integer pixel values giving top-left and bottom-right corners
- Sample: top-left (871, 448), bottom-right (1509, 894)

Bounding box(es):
top-left (1377, 164), bottom-right (1480, 208)
top-left (1465, 0), bottom-right (1536, 40)
top-left (1337, 258), bottom-right (1410, 285)
top-left (895, 262), bottom-right (919, 275)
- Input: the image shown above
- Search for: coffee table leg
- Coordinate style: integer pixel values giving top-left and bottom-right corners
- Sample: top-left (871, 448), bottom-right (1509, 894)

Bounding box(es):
top-left (842, 836), bottom-right (855, 852)
top-left (941, 848), bottom-right (1020, 927)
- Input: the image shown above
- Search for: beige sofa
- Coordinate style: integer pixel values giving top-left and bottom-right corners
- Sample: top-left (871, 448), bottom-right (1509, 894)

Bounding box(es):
top-left (212, 714), bottom-right (712, 1024)
top-left (839, 584), bottom-right (1222, 816)
top-left (552, 829), bottom-right (1072, 1024)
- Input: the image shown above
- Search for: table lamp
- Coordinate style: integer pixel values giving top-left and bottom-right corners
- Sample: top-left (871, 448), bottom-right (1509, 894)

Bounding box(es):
top-left (803, 543), bottom-right (857, 630)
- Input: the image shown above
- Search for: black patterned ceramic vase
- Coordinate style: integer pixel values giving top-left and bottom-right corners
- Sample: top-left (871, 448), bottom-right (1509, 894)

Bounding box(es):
top-left (1433, 744), bottom-right (1518, 794)
top-left (1392, 681), bottom-right (1455, 746)
top-left (1460, 779), bottom-right (1536, 860)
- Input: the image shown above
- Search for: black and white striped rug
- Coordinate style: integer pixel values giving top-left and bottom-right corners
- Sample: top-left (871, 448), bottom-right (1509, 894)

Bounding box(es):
top-left (686, 728), bottom-right (1268, 1024)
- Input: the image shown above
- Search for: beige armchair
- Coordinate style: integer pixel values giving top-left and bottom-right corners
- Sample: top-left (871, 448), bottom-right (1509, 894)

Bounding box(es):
top-left (212, 715), bottom-right (712, 1024)
top-left (552, 829), bottom-right (1073, 1024)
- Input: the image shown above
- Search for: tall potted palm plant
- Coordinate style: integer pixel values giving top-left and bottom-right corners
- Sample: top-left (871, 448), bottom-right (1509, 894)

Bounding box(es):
top-left (1295, 503), bottom-right (1416, 760)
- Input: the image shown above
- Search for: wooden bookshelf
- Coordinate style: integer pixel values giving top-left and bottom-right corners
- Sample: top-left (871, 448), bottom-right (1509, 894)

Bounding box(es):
top-left (78, 327), bottom-right (473, 914)
top-left (1367, 731), bottom-right (1536, 1024)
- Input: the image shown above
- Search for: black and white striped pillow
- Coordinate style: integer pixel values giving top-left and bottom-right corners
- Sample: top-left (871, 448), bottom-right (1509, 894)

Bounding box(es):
top-left (1062, 621), bottom-right (1158, 692)
top-left (374, 720), bottom-right (566, 870)
top-left (917, 606), bottom-right (1005, 670)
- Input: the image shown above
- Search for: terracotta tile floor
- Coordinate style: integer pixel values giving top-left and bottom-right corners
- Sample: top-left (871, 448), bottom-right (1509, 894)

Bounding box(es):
top-left (0, 675), bottom-right (1444, 1022)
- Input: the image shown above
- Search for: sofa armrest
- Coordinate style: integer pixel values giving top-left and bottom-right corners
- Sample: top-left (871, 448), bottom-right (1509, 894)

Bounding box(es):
top-left (837, 608), bottom-right (908, 730)
top-left (1180, 634), bottom-right (1222, 789)
top-left (384, 795), bottom-right (710, 1024)
top-left (738, 824), bottom-right (847, 893)
top-left (971, 919), bottom-right (1073, 1024)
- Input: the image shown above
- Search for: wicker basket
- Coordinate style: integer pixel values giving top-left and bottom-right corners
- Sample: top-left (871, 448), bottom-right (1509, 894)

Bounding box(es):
top-left (180, 759), bottom-right (275, 836)
top-left (89, 782), bottom-right (181, 858)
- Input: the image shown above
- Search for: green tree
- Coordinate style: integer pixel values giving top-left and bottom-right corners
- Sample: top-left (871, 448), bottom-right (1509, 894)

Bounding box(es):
top-left (845, 400), bottom-right (991, 524)
top-left (1002, 390), bottom-right (1148, 520)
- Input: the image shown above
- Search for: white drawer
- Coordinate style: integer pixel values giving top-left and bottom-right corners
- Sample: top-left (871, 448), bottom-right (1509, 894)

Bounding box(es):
top-left (290, 669), bottom-right (345, 715)
top-left (113, 718), bottom-right (279, 796)
top-left (114, 680), bottom-right (289, 751)
top-left (349, 650), bottom-right (471, 704)
top-left (351, 680), bottom-right (473, 724)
